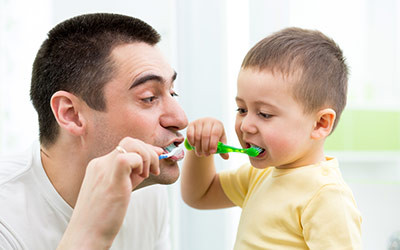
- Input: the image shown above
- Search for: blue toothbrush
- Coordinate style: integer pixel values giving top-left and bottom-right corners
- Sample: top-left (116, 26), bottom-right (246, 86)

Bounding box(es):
top-left (159, 147), bottom-right (184, 160)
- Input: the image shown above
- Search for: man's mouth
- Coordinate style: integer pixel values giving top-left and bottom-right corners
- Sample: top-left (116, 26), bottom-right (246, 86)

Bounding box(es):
top-left (162, 142), bottom-right (185, 161)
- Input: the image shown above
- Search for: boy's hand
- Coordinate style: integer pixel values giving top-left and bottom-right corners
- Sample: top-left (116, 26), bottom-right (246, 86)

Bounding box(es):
top-left (186, 117), bottom-right (229, 160)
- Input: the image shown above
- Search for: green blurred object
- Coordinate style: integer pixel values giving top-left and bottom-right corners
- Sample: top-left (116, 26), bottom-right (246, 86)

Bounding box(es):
top-left (184, 138), bottom-right (261, 157)
top-left (325, 109), bottom-right (400, 151)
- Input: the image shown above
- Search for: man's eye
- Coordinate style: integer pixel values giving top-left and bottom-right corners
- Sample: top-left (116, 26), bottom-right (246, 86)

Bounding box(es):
top-left (142, 96), bottom-right (157, 103)
top-left (236, 108), bottom-right (247, 114)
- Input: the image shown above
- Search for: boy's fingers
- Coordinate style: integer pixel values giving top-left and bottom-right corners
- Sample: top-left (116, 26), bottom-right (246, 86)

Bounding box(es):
top-left (201, 122), bottom-right (213, 155)
top-left (186, 118), bottom-right (226, 157)
top-left (186, 124), bottom-right (195, 146)
top-left (220, 133), bottom-right (227, 145)
top-left (193, 123), bottom-right (203, 156)
top-left (220, 153), bottom-right (230, 160)
top-left (209, 124), bottom-right (220, 154)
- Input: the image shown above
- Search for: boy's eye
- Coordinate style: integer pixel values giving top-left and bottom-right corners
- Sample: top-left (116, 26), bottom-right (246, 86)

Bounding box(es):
top-left (236, 108), bottom-right (247, 114)
top-left (258, 112), bottom-right (272, 119)
top-left (171, 91), bottom-right (179, 97)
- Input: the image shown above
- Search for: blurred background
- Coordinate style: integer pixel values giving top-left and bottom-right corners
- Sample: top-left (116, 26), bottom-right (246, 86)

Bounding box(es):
top-left (1, 0), bottom-right (399, 249)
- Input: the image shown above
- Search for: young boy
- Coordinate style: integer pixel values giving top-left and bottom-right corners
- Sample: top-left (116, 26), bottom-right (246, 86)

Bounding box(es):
top-left (181, 27), bottom-right (362, 249)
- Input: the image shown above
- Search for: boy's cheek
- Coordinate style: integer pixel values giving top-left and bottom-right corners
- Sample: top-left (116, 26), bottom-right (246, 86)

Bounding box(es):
top-left (264, 132), bottom-right (293, 153)
top-left (234, 122), bottom-right (243, 139)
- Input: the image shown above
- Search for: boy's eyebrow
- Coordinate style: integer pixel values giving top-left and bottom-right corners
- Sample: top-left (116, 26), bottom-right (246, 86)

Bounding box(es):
top-left (235, 96), bottom-right (243, 102)
top-left (235, 96), bottom-right (278, 109)
top-left (129, 71), bottom-right (177, 89)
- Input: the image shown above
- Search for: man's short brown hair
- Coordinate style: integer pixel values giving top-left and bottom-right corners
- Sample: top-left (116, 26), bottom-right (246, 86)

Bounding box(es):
top-left (30, 13), bottom-right (160, 146)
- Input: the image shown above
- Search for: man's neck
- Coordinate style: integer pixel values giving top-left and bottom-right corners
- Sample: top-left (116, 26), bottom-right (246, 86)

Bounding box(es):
top-left (40, 139), bottom-right (88, 208)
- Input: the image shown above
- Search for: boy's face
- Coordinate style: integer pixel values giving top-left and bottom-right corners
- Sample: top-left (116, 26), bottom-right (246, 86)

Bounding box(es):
top-left (235, 68), bottom-right (322, 169)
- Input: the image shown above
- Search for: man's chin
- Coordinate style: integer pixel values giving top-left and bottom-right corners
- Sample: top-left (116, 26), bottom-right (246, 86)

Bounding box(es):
top-left (134, 162), bottom-right (180, 190)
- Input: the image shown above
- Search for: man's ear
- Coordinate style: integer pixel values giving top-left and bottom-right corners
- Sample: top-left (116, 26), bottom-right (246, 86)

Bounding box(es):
top-left (50, 91), bottom-right (87, 137)
top-left (311, 108), bottom-right (336, 140)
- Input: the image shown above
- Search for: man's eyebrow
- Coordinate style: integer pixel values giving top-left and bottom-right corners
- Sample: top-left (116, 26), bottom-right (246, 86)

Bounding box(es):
top-left (129, 71), bottom-right (178, 89)
top-left (129, 74), bottom-right (162, 89)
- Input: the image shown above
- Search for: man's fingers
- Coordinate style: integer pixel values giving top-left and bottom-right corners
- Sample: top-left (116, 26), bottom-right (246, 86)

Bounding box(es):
top-left (149, 149), bottom-right (160, 176)
top-left (115, 138), bottom-right (161, 180)
top-left (113, 152), bottom-right (143, 178)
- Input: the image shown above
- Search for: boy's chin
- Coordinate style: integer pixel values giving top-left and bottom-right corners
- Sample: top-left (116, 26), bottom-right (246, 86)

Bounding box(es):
top-left (249, 158), bottom-right (270, 169)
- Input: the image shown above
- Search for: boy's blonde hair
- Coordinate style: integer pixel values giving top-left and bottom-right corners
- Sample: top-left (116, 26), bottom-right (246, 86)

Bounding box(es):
top-left (241, 27), bottom-right (348, 131)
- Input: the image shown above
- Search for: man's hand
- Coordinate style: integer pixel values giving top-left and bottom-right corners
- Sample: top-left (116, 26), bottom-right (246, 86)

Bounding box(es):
top-left (57, 137), bottom-right (163, 250)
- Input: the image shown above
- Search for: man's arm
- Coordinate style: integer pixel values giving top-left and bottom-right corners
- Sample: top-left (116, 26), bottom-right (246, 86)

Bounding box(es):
top-left (57, 137), bottom-right (163, 250)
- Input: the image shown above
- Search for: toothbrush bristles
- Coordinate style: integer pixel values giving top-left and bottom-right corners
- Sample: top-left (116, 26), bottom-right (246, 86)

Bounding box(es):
top-left (159, 147), bottom-right (183, 160)
top-left (247, 146), bottom-right (263, 157)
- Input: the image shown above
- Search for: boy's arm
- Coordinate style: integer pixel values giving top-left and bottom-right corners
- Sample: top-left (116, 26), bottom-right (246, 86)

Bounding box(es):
top-left (181, 117), bottom-right (235, 209)
top-left (181, 151), bottom-right (234, 209)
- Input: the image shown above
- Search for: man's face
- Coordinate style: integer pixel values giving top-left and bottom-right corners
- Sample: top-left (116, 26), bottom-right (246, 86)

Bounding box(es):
top-left (86, 42), bottom-right (188, 186)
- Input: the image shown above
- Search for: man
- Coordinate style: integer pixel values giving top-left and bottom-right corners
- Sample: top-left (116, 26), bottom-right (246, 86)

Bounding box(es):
top-left (0, 13), bottom-right (187, 249)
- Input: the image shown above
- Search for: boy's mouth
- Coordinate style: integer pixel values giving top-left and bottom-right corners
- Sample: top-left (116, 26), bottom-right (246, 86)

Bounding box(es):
top-left (246, 143), bottom-right (266, 157)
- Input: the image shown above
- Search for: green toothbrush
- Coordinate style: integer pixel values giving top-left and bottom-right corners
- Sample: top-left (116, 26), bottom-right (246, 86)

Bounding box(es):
top-left (184, 138), bottom-right (262, 157)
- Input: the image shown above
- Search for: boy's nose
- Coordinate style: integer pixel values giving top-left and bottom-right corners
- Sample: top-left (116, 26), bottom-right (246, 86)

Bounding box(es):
top-left (240, 115), bottom-right (257, 134)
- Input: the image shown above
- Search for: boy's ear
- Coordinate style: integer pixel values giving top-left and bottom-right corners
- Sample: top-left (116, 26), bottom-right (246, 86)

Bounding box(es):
top-left (50, 91), bottom-right (87, 137)
top-left (311, 108), bottom-right (336, 140)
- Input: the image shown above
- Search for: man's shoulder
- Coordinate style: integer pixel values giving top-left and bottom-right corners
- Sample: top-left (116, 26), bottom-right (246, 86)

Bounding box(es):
top-left (0, 146), bottom-right (41, 249)
top-left (0, 148), bottom-right (33, 187)
top-left (0, 146), bottom-right (36, 208)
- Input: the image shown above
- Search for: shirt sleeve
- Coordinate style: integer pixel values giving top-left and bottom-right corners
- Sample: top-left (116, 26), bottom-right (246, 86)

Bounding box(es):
top-left (0, 220), bottom-right (23, 250)
top-left (301, 184), bottom-right (362, 250)
top-left (219, 163), bottom-right (256, 207)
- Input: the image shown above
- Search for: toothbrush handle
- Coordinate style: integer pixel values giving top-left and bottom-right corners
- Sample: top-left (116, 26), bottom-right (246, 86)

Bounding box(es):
top-left (184, 139), bottom-right (244, 154)
top-left (159, 154), bottom-right (169, 160)
top-left (216, 142), bottom-right (244, 154)
top-left (184, 139), bottom-right (195, 150)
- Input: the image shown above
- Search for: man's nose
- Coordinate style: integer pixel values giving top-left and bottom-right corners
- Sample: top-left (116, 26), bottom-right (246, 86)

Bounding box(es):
top-left (160, 97), bottom-right (188, 131)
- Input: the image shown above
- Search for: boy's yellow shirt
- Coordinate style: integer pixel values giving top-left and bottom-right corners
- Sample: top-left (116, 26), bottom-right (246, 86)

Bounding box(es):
top-left (219, 157), bottom-right (362, 250)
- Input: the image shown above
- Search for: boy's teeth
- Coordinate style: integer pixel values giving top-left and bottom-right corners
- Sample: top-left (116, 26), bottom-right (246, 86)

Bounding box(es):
top-left (250, 144), bottom-right (265, 153)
